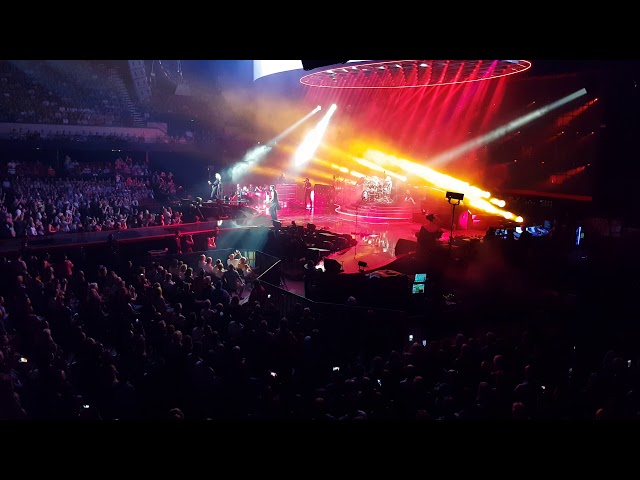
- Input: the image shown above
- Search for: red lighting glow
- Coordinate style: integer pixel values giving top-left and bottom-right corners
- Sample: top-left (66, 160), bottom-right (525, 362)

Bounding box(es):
top-left (300, 60), bottom-right (532, 89)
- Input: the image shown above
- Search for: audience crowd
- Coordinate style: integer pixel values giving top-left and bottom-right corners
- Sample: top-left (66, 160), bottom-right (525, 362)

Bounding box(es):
top-left (7, 128), bottom-right (151, 144)
top-left (151, 170), bottom-right (179, 198)
top-left (0, 235), bottom-right (635, 421)
top-left (0, 156), bottom-right (189, 238)
top-left (0, 60), bottom-right (630, 422)
top-left (0, 176), bottom-right (156, 238)
top-left (0, 60), bottom-right (134, 127)
top-left (0, 60), bottom-right (263, 154)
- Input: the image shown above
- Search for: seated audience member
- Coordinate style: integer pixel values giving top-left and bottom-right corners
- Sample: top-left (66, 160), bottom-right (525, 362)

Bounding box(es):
top-left (227, 253), bottom-right (240, 269)
top-left (237, 256), bottom-right (255, 283)
top-left (213, 261), bottom-right (225, 280)
top-left (196, 255), bottom-right (207, 273)
top-left (203, 257), bottom-right (215, 275)
top-left (211, 280), bottom-right (231, 307)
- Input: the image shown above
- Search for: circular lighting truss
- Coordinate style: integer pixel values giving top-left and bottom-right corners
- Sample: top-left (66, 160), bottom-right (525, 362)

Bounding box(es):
top-left (299, 60), bottom-right (531, 89)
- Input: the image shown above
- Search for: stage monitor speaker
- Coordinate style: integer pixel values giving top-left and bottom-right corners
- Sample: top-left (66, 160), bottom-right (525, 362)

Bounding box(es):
top-left (395, 238), bottom-right (418, 256)
top-left (323, 258), bottom-right (343, 274)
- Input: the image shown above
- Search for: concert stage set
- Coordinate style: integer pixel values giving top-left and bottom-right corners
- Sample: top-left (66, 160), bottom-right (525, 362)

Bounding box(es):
top-left (144, 59), bottom-right (588, 280)
top-left (202, 176), bottom-right (499, 275)
top-left (275, 202), bottom-right (487, 275)
top-left (0, 194), bottom-right (494, 273)
top-left (0, 61), bottom-right (593, 286)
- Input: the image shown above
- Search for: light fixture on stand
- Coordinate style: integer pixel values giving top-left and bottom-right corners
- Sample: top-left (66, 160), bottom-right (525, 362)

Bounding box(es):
top-left (445, 192), bottom-right (464, 252)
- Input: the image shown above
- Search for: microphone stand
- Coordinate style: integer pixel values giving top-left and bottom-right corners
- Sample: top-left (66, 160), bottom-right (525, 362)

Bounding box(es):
top-left (353, 195), bottom-right (367, 235)
top-left (446, 198), bottom-right (461, 255)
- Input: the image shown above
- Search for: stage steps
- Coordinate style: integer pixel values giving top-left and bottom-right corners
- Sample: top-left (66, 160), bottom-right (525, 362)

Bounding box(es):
top-left (335, 202), bottom-right (416, 224)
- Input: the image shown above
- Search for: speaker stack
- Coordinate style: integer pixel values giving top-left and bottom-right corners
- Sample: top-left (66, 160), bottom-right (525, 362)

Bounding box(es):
top-left (276, 183), bottom-right (297, 208)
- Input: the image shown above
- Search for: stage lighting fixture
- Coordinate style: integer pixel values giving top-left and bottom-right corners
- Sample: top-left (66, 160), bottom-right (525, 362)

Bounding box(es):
top-left (446, 191), bottom-right (464, 202)
top-left (358, 260), bottom-right (368, 272)
top-left (445, 192), bottom-right (464, 252)
top-left (302, 60), bottom-right (349, 71)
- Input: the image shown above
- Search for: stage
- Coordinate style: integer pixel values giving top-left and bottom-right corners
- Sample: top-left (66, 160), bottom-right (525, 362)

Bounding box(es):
top-left (272, 204), bottom-right (487, 274)
top-left (0, 201), bottom-right (492, 274)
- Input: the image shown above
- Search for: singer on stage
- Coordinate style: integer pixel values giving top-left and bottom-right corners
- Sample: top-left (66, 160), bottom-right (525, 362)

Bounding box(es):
top-left (209, 173), bottom-right (223, 200)
top-left (303, 177), bottom-right (313, 209)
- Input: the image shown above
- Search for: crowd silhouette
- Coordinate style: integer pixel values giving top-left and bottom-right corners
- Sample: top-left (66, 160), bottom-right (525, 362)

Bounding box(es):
top-left (0, 60), bottom-right (134, 127)
top-left (0, 156), bottom-right (191, 239)
top-left (0, 60), bottom-right (634, 422)
top-left (0, 223), bottom-right (637, 421)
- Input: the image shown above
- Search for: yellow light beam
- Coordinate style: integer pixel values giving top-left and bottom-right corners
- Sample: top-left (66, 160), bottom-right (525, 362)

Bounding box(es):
top-left (363, 149), bottom-right (523, 221)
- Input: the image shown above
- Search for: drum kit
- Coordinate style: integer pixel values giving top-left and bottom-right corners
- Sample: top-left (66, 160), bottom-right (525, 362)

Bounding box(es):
top-left (361, 175), bottom-right (393, 203)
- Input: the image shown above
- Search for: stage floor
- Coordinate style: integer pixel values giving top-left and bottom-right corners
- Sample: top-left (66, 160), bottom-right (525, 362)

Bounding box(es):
top-left (274, 205), bottom-right (487, 275)
top-left (0, 203), bottom-right (489, 277)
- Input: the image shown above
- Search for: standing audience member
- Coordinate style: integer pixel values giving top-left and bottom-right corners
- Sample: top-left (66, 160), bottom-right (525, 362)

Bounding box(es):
top-left (222, 264), bottom-right (245, 298)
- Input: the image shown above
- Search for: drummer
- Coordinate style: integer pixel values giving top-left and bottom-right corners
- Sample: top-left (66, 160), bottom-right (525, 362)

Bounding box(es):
top-left (383, 175), bottom-right (392, 194)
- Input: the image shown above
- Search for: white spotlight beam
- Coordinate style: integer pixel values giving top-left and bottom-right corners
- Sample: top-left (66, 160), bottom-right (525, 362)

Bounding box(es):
top-left (230, 145), bottom-right (272, 181)
top-left (429, 88), bottom-right (588, 168)
top-left (269, 105), bottom-right (321, 146)
top-left (229, 106), bottom-right (322, 181)
top-left (294, 104), bottom-right (338, 166)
